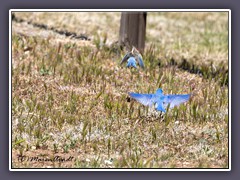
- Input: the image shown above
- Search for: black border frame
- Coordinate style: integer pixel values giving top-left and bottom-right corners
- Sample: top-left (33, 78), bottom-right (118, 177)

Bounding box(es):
top-left (9, 9), bottom-right (231, 171)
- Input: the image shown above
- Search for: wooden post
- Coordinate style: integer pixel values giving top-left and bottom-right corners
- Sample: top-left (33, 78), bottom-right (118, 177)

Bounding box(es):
top-left (119, 12), bottom-right (147, 53)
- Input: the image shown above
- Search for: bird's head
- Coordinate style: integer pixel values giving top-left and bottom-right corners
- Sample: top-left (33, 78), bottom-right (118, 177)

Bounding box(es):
top-left (156, 88), bottom-right (164, 95)
top-left (132, 46), bottom-right (140, 55)
top-left (132, 46), bottom-right (143, 60)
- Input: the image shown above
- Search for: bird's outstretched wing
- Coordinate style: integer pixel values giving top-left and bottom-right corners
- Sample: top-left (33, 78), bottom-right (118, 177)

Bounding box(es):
top-left (132, 46), bottom-right (144, 69)
top-left (162, 94), bottom-right (190, 108)
top-left (136, 54), bottom-right (144, 69)
top-left (120, 52), bottom-right (132, 65)
top-left (128, 92), bottom-right (156, 106)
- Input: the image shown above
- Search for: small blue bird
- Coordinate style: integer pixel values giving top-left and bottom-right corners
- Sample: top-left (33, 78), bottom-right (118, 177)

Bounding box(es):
top-left (120, 46), bottom-right (144, 69)
top-left (129, 88), bottom-right (191, 113)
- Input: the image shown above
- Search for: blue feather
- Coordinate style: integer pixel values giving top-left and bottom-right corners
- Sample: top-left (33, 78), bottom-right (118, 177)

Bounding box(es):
top-left (120, 48), bottom-right (144, 69)
top-left (129, 89), bottom-right (190, 112)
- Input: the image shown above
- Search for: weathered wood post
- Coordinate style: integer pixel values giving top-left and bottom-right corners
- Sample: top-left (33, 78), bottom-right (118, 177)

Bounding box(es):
top-left (119, 12), bottom-right (147, 53)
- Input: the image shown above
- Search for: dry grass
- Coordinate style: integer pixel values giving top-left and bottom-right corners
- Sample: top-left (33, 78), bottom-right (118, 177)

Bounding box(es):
top-left (11, 11), bottom-right (229, 169)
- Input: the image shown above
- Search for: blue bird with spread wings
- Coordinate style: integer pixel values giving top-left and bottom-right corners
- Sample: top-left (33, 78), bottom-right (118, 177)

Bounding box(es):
top-left (120, 46), bottom-right (144, 69)
top-left (129, 88), bottom-right (191, 113)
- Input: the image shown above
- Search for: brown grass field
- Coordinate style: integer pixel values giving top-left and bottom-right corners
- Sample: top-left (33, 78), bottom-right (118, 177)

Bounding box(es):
top-left (11, 11), bottom-right (229, 168)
